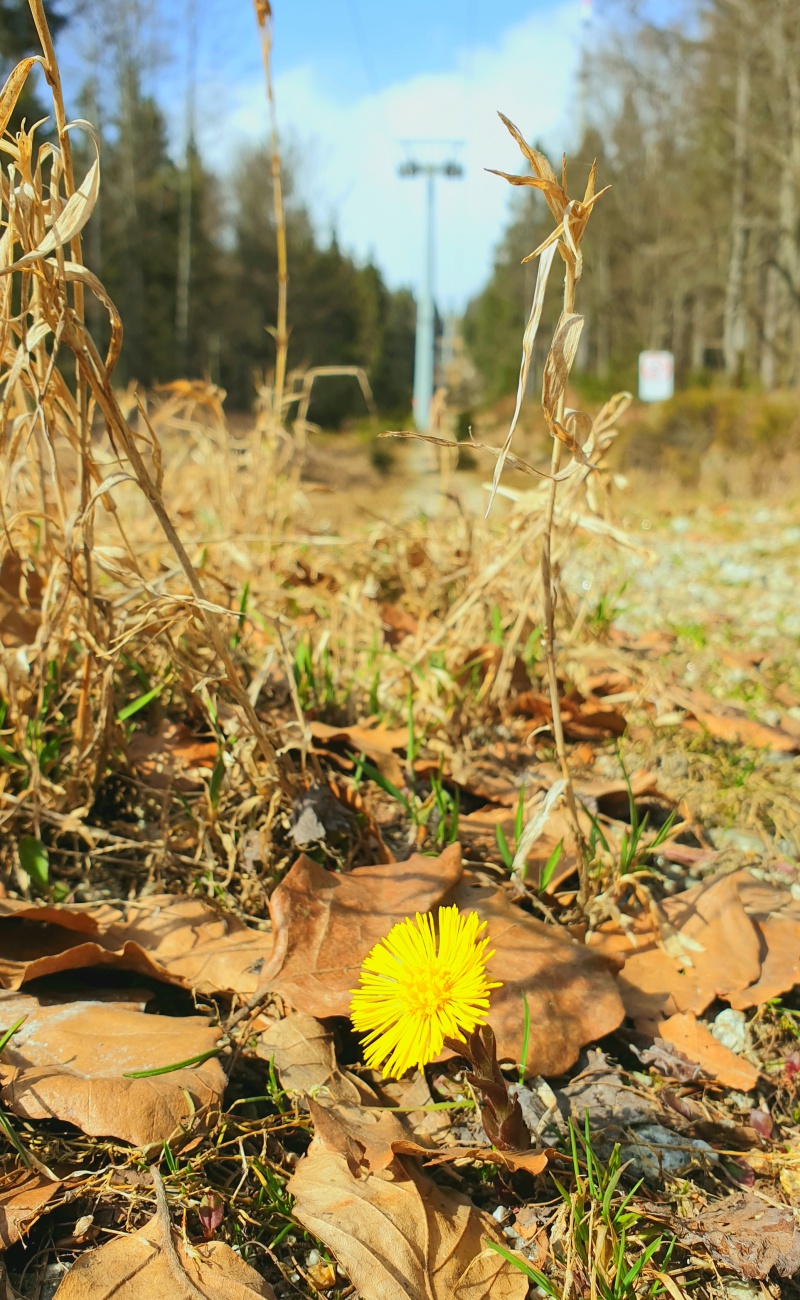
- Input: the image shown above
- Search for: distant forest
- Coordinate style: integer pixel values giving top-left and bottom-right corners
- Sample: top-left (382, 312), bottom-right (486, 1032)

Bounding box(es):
top-left (4, 0), bottom-right (798, 419)
top-left (467, 0), bottom-right (800, 401)
top-left (2, 0), bottom-right (416, 421)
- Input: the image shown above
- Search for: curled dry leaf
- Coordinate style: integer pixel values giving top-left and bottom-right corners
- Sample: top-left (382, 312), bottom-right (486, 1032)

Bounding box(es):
top-left (654, 1012), bottom-right (759, 1092)
top-left (669, 685), bottom-right (800, 753)
top-left (589, 871), bottom-right (800, 1022)
top-left (126, 720), bottom-right (219, 791)
top-left (308, 721), bottom-right (408, 788)
top-left (0, 992), bottom-right (224, 1146)
top-left (446, 873), bottom-right (625, 1077)
top-left (0, 894), bottom-right (273, 998)
top-left (289, 1142), bottom-right (528, 1300)
top-left (0, 1170), bottom-right (61, 1250)
top-left (256, 1011), bottom-right (371, 1105)
top-left (256, 846), bottom-right (463, 1015)
top-left (392, 1138), bottom-right (552, 1177)
top-left (307, 1096), bottom-right (411, 1175)
top-left (647, 1193), bottom-right (800, 1279)
top-left (53, 1209), bottom-right (276, 1299)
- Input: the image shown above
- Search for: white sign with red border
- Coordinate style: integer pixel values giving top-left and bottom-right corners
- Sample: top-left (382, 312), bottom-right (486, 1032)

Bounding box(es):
top-left (638, 351), bottom-right (674, 402)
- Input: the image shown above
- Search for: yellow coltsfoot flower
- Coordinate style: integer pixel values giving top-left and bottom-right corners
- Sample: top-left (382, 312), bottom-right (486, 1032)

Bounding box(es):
top-left (349, 904), bottom-right (502, 1079)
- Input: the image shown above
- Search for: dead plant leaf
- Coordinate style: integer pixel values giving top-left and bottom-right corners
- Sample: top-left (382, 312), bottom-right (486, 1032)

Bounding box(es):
top-left (589, 874), bottom-right (762, 1021)
top-left (670, 687), bottom-right (800, 753)
top-left (446, 873), bottom-right (625, 1076)
top-left (392, 1137), bottom-right (552, 1177)
top-left (0, 992), bottom-right (224, 1146)
top-left (307, 1096), bottom-right (410, 1174)
top-left (289, 1140), bottom-right (528, 1300)
top-left (728, 877), bottom-right (800, 1010)
top-left (652, 1193), bottom-right (800, 1279)
top-left (0, 1170), bottom-right (60, 1250)
top-left (256, 1011), bottom-right (368, 1105)
top-left (54, 1208), bottom-right (276, 1298)
top-left (0, 895), bottom-right (272, 997)
top-left (379, 603), bottom-right (418, 647)
top-left (308, 721), bottom-right (407, 787)
top-left (126, 720), bottom-right (218, 790)
top-left (256, 846), bottom-right (463, 1016)
top-left (656, 1012), bottom-right (759, 1091)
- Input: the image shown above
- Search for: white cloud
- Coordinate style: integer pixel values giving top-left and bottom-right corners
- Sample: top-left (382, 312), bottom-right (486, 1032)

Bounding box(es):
top-left (197, 3), bottom-right (585, 308)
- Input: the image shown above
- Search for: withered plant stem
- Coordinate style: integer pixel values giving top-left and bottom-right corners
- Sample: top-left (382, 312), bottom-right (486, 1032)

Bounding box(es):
top-left (30, 0), bottom-right (96, 646)
top-left (541, 254), bottom-right (590, 906)
top-left (63, 318), bottom-right (290, 794)
top-left (254, 1), bottom-right (288, 423)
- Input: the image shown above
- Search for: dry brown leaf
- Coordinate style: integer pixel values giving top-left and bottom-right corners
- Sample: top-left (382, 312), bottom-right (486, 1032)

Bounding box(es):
top-left (257, 846), bottom-right (463, 1016)
top-left (590, 871), bottom-right (800, 1022)
top-left (256, 1011), bottom-right (369, 1105)
top-left (0, 1170), bottom-right (60, 1250)
top-left (392, 1137), bottom-right (552, 1177)
top-left (308, 721), bottom-right (408, 788)
top-left (0, 895), bottom-right (272, 997)
top-left (446, 873), bottom-right (625, 1076)
top-left (0, 552), bottom-right (42, 648)
top-left (54, 1209), bottom-right (275, 1298)
top-left (289, 1140), bottom-right (528, 1300)
top-left (307, 1096), bottom-right (411, 1174)
top-left (589, 874), bottom-right (762, 1021)
top-left (379, 603), bottom-right (418, 647)
top-left (0, 992), bottom-right (224, 1146)
top-left (669, 686), bottom-right (799, 753)
top-left (728, 877), bottom-right (800, 1010)
top-left (655, 1012), bottom-right (759, 1091)
top-left (653, 1193), bottom-right (800, 1279)
top-left (126, 720), bottom-right (218, 790)
top-left (510, 690), bottom-right (627, 740)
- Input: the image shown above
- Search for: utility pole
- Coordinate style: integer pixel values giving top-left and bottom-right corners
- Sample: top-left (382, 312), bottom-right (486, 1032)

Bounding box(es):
top-left (399, 158), bottom-right (463, 431)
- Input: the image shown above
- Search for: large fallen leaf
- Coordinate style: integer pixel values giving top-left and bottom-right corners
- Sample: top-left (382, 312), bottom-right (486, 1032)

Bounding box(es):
top-left (289, 1141), bottom-right (528, 1300)
top-left (0, 1171), bottom-right (60, 1250)
top-left (446, 874), bottom-right (625, 1076)
top-left (656, 1012), bottom-right (759, 1091)
top-left (648, 1192), bottom-right (800, 1279)
top-left (0, 894), bottom-right (272, 997)
top-left (256, 846), bottom-right (463, 1015)
top-left (54, 1209), bottom-right (275, 1298)
top-left (0, 992), bottom-right (224, 1146)
top-left (589, 873), bottom-right (763, 1022)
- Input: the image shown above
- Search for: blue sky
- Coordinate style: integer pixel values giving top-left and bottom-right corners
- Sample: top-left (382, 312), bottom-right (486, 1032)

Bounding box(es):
top-left (59, 0), bottom-right (589, 309)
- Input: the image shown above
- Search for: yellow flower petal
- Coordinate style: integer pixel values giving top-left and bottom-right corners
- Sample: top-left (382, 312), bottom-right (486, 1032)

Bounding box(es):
top-left (349, 904), bottom-right (502, 1078)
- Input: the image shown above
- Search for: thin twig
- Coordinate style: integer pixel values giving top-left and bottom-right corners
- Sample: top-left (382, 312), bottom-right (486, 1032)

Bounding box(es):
top-left (150, 1165), bottom-right (207, 1300)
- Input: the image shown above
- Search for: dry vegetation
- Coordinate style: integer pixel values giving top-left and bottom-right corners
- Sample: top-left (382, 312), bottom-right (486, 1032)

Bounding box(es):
top-left (1, 7), bottom-right (800, 1300)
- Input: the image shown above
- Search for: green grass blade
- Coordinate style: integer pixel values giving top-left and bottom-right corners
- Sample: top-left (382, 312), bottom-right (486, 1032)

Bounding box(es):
top-left (123, 1047), bottom-right (223, 1078)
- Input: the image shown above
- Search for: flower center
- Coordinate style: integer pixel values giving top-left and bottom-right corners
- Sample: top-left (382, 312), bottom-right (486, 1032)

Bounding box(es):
top-left (401, 959), bottom-right (454, 1018)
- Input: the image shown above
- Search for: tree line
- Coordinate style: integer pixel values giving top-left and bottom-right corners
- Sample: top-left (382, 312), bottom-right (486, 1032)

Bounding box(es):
top-left (465, 0), bottom-right (800, 400)
top-left (3, 0), bottom-right (415, 422)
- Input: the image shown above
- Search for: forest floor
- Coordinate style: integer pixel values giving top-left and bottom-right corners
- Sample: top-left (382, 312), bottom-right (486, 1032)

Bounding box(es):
top-left (2, 419), bottom-right (800, 1300)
